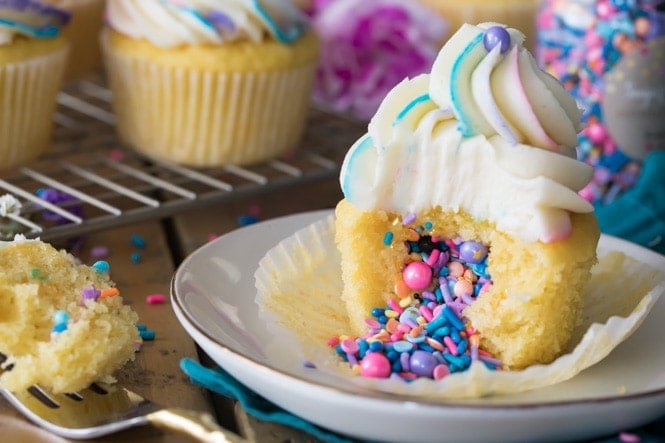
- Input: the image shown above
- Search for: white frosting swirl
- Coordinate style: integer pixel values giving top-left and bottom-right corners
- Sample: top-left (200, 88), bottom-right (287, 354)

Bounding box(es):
top-left (340, 23), bottom-right (594, 243)
top-left (105, 0), bottom-right (308, 48)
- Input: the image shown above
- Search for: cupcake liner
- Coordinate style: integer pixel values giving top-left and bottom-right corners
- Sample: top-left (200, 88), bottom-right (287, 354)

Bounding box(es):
top-left (0, 45), bottom-right (69, 169)
top-left (102, 36), bottom-right (316, 167)
top-left (255, 214), bottom-right (665, 398)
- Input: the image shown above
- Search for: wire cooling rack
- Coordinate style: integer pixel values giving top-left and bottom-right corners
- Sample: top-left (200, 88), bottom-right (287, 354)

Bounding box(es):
top-left (0, 74), bottom-right (364, 241)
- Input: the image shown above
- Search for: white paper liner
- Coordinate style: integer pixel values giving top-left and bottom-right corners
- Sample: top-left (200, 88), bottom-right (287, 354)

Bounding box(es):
top-left (0, 46), bottom-right (68, 167)
top-left (101, 32), bottom-right (315, 167)
top-left (255, 214), bottom-right (665, 398)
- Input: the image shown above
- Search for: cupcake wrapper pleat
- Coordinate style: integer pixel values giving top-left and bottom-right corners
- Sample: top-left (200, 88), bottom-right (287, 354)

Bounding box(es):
top-left (103, 47), bottom-right (316, 167)
top-left (0, 46), bottom-right (68, 169)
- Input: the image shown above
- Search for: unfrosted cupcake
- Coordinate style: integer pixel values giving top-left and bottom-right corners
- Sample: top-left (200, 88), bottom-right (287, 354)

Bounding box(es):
top-left (0, 1), bottom-right (70, 170)
top-left (42, 0), bottom-right (105, 79)
top-left (101, 0), bottom-right (319, 167)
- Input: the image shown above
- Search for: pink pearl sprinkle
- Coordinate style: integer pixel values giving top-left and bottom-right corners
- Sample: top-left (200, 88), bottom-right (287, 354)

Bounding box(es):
top-left (402, 261), bottom-right (432, 291)
top-left (433, 364), bottom-right (450, 380)
top-left (359, 353), bottom-right (392, 378)
top-left (146, 294), bottom-right (166, 305)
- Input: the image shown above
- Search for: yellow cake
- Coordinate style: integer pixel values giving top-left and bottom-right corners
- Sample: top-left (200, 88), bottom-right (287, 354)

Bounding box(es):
top-left (334, 22), bottom-right (600, 372)
top-left (0, 238), bottom-right (139, 394)
top-left (0, 4), bottom-right (70, 170)
top-left (42, 0), bottom-right (105, 79)
top-left (101, 0), bottom-right (319, 167)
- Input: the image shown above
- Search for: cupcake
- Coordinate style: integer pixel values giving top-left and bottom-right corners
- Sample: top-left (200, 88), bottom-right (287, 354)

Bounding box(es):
top-left (101, 0), bottom-right (320, 167)
top-left (333, 22), bottom-right (600, 371)
top-left (42, 0), bottom-right (105, 79)
top-left (0, 1), bottom-right (70, 170)
top-left (416, 0), bottom-right (539, 51)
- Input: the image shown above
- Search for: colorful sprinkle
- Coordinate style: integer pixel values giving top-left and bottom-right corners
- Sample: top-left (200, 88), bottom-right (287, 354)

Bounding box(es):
top-left (99, 287), bottom-right (119, 298)
top-left (89, 245), bottom-right (109, 259)
top-left (91, 260), bottom-right (109, 273)
top-left (329, 219), bottom-right (500, 380)
top-left (383, 231), bottom-right (394, 245)
top-left (130, 252), bottom-right (142, 264)
top-left (130, 234), bottom-right (147, 249)
top-left (146, 293), bottom-right (166, 305)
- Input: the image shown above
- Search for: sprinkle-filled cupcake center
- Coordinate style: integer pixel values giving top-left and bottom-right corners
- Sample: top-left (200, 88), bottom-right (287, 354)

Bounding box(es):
top-left (329, 218), bottom-right (501, 380)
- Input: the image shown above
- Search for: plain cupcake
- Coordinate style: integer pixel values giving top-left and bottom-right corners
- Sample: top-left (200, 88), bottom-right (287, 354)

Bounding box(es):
top-left (101, 0), bottom-right (320, 167)
top-left (0, 1), bottom-right (70, 170)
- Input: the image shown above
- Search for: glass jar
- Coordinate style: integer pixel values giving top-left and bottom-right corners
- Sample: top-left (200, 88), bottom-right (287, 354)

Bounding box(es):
top-left (536, 0), bottom-right (665, 206)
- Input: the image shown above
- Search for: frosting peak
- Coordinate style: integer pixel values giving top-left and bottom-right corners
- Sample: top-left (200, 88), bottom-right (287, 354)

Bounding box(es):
top-left (429, 23), bottom-right (582, 155)
top-left (0, 0), bottom-right (70, 45)
top-left (340, 23), bottom-right (594, 244)
top-left (105, 0), bottom-right (309, 48)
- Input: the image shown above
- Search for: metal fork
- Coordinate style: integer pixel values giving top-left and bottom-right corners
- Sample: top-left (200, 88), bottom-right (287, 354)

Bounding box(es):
top-left (0, 353), bottom-right (244, 442)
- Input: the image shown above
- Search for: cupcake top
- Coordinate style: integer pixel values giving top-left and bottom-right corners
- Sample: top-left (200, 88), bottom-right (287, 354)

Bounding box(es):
top-left (340, 22), bottom-right (594, 244)
top-left (0, 0), bottom-right (70, 45)
top-left (104, 0), bottom-right (309, 48)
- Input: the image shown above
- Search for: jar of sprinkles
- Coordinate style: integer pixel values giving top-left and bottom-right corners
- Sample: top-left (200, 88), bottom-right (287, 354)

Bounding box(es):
top-left (536, 0), bottom-right (665, 206)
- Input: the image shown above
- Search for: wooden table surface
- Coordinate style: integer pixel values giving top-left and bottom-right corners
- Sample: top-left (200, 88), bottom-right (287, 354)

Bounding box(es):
top-left (0, 107), bottom-right (364, 442)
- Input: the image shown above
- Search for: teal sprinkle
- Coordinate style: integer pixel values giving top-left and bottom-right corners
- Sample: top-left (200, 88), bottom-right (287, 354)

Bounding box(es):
top-left (383, 231), bottom-right (394, 246)
top-left (137, 324), bottom-right (147, 331)
top-left (130, 252), bottom-right (142, 264)
top-left (140, 329), bottom-right (156, 341)
top-left (424, 221), bottom-right (433, 230)
top-left (91, 260), bottom-right (109, 273)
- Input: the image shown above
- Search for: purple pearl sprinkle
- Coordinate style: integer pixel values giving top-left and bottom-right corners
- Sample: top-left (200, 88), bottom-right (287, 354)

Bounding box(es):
top-left (483, 26), bottom-right (511, 54)
top-left (410, 350), bottom-right (438, 378)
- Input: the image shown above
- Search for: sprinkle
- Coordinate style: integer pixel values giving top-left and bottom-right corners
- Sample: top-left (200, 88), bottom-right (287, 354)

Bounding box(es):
top-left (89, 245), bottom-right (109, 259)
top-left (30, 268), bottom-right (48, 281)
top-left (146, 293), bottom-right (166, 305)
top-left (402, 213), bottom-right (416, 225)
top-left (139, 329), bottom-right (156, 340)
top-left (328, 230), bottom-right (499, 380)
top-left (303, 360), bottom-right (317, 369)
top-left (383, 231), bottom-right (394, 246)
top-left (237, 214), bottom-right (259, 226)
top-left (99, 287), bottom-right (119, 298)
top-left (618, 432), bottom-right (641, 443)
top-left (109, 148), bottom-right (125, 161)
top-left (81, 285), bottom-right (100, 303)
top-left (91, 260), bottom-right (110, 273)
top-left (130, 252), bottom-right (142, 263)
top-left (130, 234), bottom-right (147, 249)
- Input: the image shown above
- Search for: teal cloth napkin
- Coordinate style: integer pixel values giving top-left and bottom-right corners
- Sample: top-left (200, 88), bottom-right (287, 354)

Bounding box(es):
top-left (596, 150), bottom-right (665, 256)
top-left (180, 358), bottom-right (665, 443)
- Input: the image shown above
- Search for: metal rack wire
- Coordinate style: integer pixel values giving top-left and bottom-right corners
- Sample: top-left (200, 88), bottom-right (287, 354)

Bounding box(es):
top-left (0, 75), bottom-right (364, 241)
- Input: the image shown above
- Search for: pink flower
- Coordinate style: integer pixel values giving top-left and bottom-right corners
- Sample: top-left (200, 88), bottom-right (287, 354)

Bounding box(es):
top-left (310, 0), bottom-right (448, 120)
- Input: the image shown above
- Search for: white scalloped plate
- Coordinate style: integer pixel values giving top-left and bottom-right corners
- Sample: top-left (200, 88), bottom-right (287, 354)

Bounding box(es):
top-left (171, 210), bottom-right (665, 443)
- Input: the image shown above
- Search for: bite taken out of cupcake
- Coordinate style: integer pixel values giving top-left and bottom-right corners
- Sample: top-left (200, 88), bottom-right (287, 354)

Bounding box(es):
top-left (255, 22), bottom-right (664, 398)
top-left (0, 0), bottom-right (71, 170)
top-left (101, 0), bottom-right (320, 168)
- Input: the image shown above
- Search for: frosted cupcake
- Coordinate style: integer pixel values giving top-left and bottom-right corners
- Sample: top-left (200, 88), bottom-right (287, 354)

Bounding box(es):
top-left (42, 0), bottom-right (105, 79)
top-left (101, 0), bottom-right (319, 167)
top-left (334, 22), bottom-right (599, 371)
top-left (0, 1), bottom-right (70, 170)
